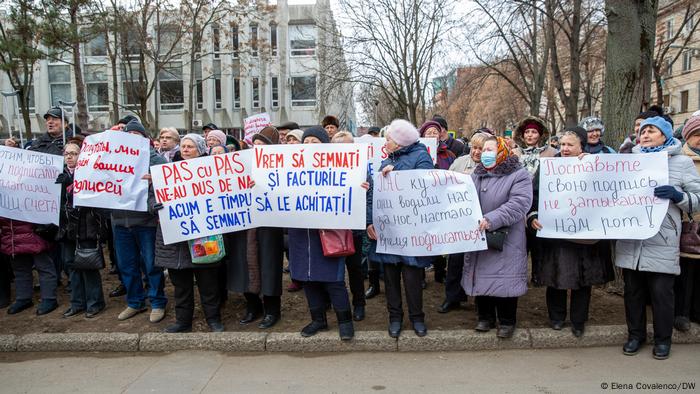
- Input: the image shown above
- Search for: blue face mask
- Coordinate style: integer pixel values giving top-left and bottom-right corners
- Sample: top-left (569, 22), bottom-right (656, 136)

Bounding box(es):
top-left (481, 151), bottom-right (497, 168)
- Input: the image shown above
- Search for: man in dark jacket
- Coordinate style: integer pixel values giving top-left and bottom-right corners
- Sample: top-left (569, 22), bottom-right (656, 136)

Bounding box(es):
top-left (28, 107), bottom-right (67, 156)
top-left (433, 115), bottom-right (465, 157)
top-left (112, 120), bottom-right (168, 323)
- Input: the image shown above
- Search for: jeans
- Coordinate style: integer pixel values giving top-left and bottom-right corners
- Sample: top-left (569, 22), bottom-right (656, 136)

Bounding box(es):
top-left (113, 225), bottom-right (166, 309)
top-left (11, 252), bottom-right (57, 301)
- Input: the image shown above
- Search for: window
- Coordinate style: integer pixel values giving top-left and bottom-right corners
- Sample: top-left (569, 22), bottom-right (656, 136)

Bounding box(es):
top-left (122, 31), bottom-right (141, 60)
top-left (270, 23), bottom-right (278, 56)
top-left (252, 77), bottom-right (260, 108)
top-left (233, 78), bottom-right (241, 109)
top-left (86, 34), bottom-right (107, 57)
top-left (214, 60), bottom-right (222, 109)
top-left (232, 25), bottom-right (239, 58)
top-left (158, 62), bottom-right (184, 110)
top-left (48, 65), bottom-right (71, 106)
top-left (213, 25), bottom-right (220, 59)
top-left (681, 90), bottom-right (689, 113)
top-left (666, 19), bottom-right (674, 40)
top-left (121, 62), bottom-right (140, 108)
top-left (683, 50), bottom-right (692, 72)
top-left (685, 16), bottom-right (695, 36)
top-left (84, 65), bottom-right (108, 112)
top-left (665, 58), bottom-right (673, 75)
top-left (194, 61), bottom-right (203, 110)
top-left (22, 85), bottom-right (35, 113)
top-left (250, 24), bottom-right (258, 57)
top-left (271, 76), bottom-right (279, 107)
top-left (289, 24), bottom-right (316, 56)
top-left (663, 94), bottom-right (670, 106)
top-left (291, 76), bottom-right (316, 107)
top-left (158, 27), bottom-right (181, 56)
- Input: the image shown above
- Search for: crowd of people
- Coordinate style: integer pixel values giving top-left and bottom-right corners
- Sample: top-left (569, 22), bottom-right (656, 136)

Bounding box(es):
top-left (1, 106), bottom-right (699, 361)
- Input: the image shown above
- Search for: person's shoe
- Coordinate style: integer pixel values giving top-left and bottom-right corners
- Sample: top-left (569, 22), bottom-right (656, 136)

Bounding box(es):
top-left (208, 320), bottom-right (225, 332)
top-left (301, 308), bottom-right (329, 337)
top-left (674, 316), bottom-right (691, 332)
top-left (85, 306), bottom-right (105, 318)
top-left (337, 310), bottom-right (355, 341)
top-left (496, 325), bottom-right (515, 338)
top-left (36, 299), bottom-right (58, 316)
top-left (258, 314), bottom-right (279, 329)
top-left (117, 306), bottom-right (147, 321)
top-left (388, 321), bottom-right (402, 338)
top-left (622, 338), bottom-right (645, 356)
top-left (7, 300), bottom-right (33, 315)
top-left (150, 308), bottom-right (166, 323)
top-left (412, 321), bottom-right (427, 337)
top-left (365, 271), bottom-right (381, 299)
top-left (286, 281), bottom-right (303, 292)
top-left (550, 320), bottom-right (564, 330)
top-left (475, 320), bottom-right (496, 332)
top-left (365, 285), bottom-right (380, 299)
top-left (239, 310), bottom-right (261, 325)
top-left (571, 326), bottom-right (585, 338)
top-left (109, 284), bottom-right (126, 298)
top-left (437, 301), bottom-right (459, 314)
top-left (353, 305), bottom-right (365, 321)
top-left (164, 321), bottom-right (192, 333)
top-left (652, 343), bottom-right (671, 360)
top-left (62, 307), bottom-right (84, 318)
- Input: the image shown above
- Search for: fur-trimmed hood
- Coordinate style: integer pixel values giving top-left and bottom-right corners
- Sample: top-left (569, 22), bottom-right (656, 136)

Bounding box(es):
top-left (514, 116), bottom-right (550, 148)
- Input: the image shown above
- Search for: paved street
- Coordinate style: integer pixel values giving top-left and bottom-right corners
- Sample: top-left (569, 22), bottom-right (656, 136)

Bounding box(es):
top-left (0, 345), bottom-right (698, 393)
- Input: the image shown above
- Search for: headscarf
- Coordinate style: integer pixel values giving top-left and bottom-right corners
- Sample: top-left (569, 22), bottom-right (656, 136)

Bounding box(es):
top-left (494, 136), bottom-right (512, 167)
top-left (181, 133), bottom-right (207, 156)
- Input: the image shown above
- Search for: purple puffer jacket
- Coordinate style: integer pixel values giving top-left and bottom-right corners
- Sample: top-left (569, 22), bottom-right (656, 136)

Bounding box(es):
top-left (462, 156), bottom-right (533, 297)
top-left (0, 218), bottom-right (51, 256)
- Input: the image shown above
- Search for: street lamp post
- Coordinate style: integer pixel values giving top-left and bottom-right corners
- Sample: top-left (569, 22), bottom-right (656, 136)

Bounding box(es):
top-left (58, 99), bottom-right (77, 145)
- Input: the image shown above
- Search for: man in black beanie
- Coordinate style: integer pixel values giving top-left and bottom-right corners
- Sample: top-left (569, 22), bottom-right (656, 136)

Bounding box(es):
top-left (432, 114), bottom-right (465, 157)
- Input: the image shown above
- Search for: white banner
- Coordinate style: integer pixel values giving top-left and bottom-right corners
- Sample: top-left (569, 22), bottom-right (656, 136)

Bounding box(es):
top-left (243, 113), bottom-right (271, 144)
top-left (151, 150), bottom-right (255, 244)
top-left (354, 136), bottom-right (437, 178)
top-left (251, 143), bottom-right (368, 229)
top-left (372, 169), bottom-right (487, 256)
top-left (0, 146), bottom-right (63, 225)
top-left (537, 153), bottom-right (670, 239)
top-left (73, 131), bottom-right (150, 211)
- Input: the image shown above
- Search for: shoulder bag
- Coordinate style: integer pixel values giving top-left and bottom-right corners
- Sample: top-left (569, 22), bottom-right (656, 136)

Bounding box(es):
top-left (680, 193), bottom-right (700, 254)
top-left (318, 229), bottom-right (355, 257)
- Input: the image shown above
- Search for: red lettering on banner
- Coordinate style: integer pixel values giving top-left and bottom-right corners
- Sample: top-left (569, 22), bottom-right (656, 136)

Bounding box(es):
top-left (312, 150), bottom-right (361, 169)
top-left (254, 149), bottom-right (284, 168)
top-left (93, 155), bottom-right (135, 174)
top-left (214, 153), bottom-right (246, 176)
top-left (161, 161), bottom-right (193, 186)
top-left (114, 145), bottom-right (140, 156)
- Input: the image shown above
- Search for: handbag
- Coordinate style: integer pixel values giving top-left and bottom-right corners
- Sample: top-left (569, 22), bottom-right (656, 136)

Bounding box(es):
top-left (188, 234), bottom-right (226, 264)
top-left (680, 193), bottom-right (700, 254)
top-left (318, 229), bottom-right (355, 257)
top-left (73, 242), bottom-right (105, 270)
top-left (485, 228), bottom-right (508, 252)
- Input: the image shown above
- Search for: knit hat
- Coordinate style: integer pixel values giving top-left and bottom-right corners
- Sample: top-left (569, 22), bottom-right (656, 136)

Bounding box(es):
top-left (225, 135), bottom-right (241, 152)
top-left (367, 126), bottom-right (381, 136)
top-left (386, 119), bottom-right (420, 147)
top-left (476, 127), bottom-right (494, 136)
top-left (321, 115), bottom-right (339, 128)
top-left (682, 115), bottom-right (700, 141)
top-left (181, 133), bottom-right (207, 155)
top-left (124, 120), bottom-right (149, 138)
top-left (579, 116), bottom-right (605, 135)
top-left (202, 123), bottom-right (218, 131)
top-left (302, 126), bottom-right (330, 144)
top-left (562, 126), bottom-right (588, 149)
top-left (43, 106), bottom-right (66, 120)
top-left (277, 121), bottom-right (300, 131)
top-left (418, 120), bottom-right (443, 137)
top-left (286, 129), bottom-right (304, 143)
top-left (208, 129), bottom-right (227, 146)
top-left (640, 116), bottom-right (673, 140)
top-left (432, 115), bottom-right (448, 130)
top-left (117, 114), bottom-right (139, 125)
top-left (252, 126), bottom-right (280, 145)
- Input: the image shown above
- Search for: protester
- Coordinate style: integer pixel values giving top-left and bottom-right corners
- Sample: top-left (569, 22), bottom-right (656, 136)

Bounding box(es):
top-left (579, 116), bottom-right (615, 154)
top-left (56, 143), bottom-right (107, 319)
top-left (367, 126), bottom-right (381, 137)
top-left (277, 121), bottom-right (300, 145)
top-left (367, 119), bottom-right (434, 338)
top-left (462, 136), bottom-right (533, 338)
top-left (112, 120), bottom-right (168, 323)
top-left (210, 145), bottom-right (227, 155)
top-left (4, 137), bottom-right (19, 148)
top-left (202, 123), bottom-right (218, 137)
top-left (286, 129), bottom-right (304, 144)
top-left (206, 129), bottom-right (227, 148)
top-left (432, 115), bottom-right (465, 157)
top-left (528, 127), bottom-right (614, 337)
top-left (549, 135), bottom-right (559, 150)
top-left (158, 127), bottom-right (181, 162)
top-left (228, 126), bottom-right (285, 329)
top-left (616, 116), bottom-right (700, 360)
top-left (513, 116), bottom-right (557, 175)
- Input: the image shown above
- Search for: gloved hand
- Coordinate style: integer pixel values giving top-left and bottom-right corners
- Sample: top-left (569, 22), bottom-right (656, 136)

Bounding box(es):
top-left (654, 185), bottom-right (684, 203)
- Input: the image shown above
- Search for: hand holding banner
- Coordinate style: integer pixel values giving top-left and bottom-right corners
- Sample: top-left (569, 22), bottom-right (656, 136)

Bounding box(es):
top-left (355, 137), bottom-right (437, 178)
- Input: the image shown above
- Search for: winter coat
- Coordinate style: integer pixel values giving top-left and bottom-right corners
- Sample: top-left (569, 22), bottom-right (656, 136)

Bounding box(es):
top-left (449, 154), bottom-right (478, 175)
top-left (154, 227), bottom-right (220, 270)
top-left (227, 227), bottom-right (284, 295)
top-left (527, 165), bottom-right (615, 289)
top-left (444, 136), bottom-right (466, 158)
top-left (615, 139), bottom-right (700, 275)
top-left (0, 219), bottom-right (51, 256)
top-left (111, 147), bottom-right (166, 228)
top-left (367, 142), bottom-right (435, 267)
top-left (681, 143), bottom-right (700, 259)
top-left (288, 228), bottom-right (346, 282)
top-left (585, 141), bottom-right (616, 154)
top-left (28, 133), bottom-right (64, 156)
top-left (462, 155), bottom-right (533, 297)
top-left (512, 116), bottom-right (558, 175)
top-left (56, 167), bottom-right (107, 248)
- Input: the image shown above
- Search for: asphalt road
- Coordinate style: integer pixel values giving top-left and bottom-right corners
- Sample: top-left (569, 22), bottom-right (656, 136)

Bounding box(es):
top-left (0, 345), bottom-right (699, 393)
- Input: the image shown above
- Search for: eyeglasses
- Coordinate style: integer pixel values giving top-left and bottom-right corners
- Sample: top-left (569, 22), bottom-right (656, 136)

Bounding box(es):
top-left (63, 152), bottom-right (79, 157)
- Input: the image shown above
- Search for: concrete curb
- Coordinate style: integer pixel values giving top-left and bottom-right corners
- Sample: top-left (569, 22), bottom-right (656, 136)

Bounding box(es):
top-left (3, 324), bottom-right (699, 353)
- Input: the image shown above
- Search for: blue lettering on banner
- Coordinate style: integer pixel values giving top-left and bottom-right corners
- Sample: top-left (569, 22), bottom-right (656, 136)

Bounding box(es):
top-left (169, 201), bottom-right (201, 220)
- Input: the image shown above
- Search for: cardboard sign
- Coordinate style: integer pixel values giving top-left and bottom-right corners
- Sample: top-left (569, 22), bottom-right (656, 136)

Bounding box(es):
top-left (537, 153), bottom-right (670, 239)
top-left (354, 137), bottom-right (437, 178)
top-left (73, 131), bottom-right (150, 211)
top-left (243, 113), bottom-right (271, 144)
top-left (0, 146), bottom-right (63, 225)
top-left (151, 150), bottom-right (254, 244)
top-left (372, 169), bottom-right (487, 256)
top-left (251, 143), bottom-right (368, 229)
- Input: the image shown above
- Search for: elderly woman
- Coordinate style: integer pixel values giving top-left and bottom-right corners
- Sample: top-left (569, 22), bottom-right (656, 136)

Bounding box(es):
top-left (438, 131), bottom-right (492, 314)
top-left (206, 129), bottom-right (227, 149)
top-left (528, 127), bottom-right (614, 337)
top-left (155, 134), bottom-right (224, 333)
top-left (579, 117), bottom-right (615, 154)
top-left (367, 119), bottom-right (435, 338)
top-left (462, 136), bottom-right (533, 338)
top-left (617, 116), bottom-right (700, 360)
top-left (419, 120), bottom-right (456, 170)
top-left (158, 127), bottom-right (181, 162)
top-left (286, 129), bottom-right (304, 144)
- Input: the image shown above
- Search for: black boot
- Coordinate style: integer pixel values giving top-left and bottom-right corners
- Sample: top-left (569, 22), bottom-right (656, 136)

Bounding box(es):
top-left (365, 270), bottom-right (380, 299)
top-left (301, 308), bottom-right (328, 337)
top-left (336, 310), bottom-right (354, 341)
top-left (258, 295), bottom-right (281, 329)
top-left (239, 293), bottom-right (263, 325)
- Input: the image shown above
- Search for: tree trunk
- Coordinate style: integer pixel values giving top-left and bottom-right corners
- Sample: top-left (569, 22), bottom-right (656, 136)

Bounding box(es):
top-left (654, 64), bottom-right (664, 105)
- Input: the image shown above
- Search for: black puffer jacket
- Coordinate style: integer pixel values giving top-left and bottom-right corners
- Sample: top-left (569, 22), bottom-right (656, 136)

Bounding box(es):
top-left (56, 167), bottom-right (108, 247)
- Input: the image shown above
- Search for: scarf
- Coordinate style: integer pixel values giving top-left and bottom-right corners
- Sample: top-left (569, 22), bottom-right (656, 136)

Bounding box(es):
top-left (436, 141), bottom-right (456, 170)
top-left (691, 146), bottom-right (700, 157)
top-left (585, 141), bottom-right (608, 154)
top-left (640, 137), bottom-right (675, 153)
top-left (519, 144), bottom-right (546, 175)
